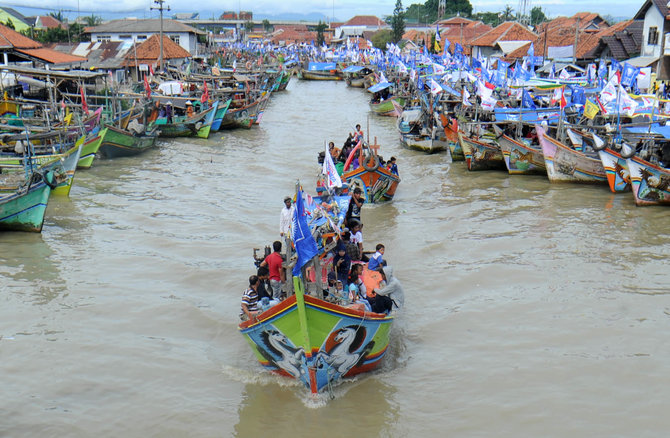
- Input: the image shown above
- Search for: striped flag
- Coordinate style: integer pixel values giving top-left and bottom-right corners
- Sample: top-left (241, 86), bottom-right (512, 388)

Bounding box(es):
top-left (322, 145), bottom-right (342, 188)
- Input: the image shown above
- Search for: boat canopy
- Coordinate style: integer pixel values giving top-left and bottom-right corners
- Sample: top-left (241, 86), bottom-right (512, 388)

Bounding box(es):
top-left (308, 62), bottom-right (337, 71)
top-left (494, 107), bottom-right (561, 124)
top-left (623, 124), bottom-right (670, 139)
top-left (343, 65), bottom-right (365, 73)
top-left (400, 108), bottom-right (422, 124)
top-left (367, 81), bottom-right (392, 93)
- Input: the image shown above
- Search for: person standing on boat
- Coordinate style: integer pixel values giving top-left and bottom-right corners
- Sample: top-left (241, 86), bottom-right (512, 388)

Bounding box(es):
top-left (350, 221), bottom-right (368, 262)
top-left (353, 124), bottom-right (364, 143)
top-left (240, 275), bottom-right (261, 321)
top-left (280, 196), bottom-right (293, 239)
top-left (345, 188), bottom-right (364, 227)
top-left (261, 241), bottom-right (285, 300)
top-left (387, 157), bottom-right (399, 176)
top-left (333, 243), bottom-right (351, 288)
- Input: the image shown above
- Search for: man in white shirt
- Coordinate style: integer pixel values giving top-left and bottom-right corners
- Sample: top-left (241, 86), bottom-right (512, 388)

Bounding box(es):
top-left (280, 196), bottom-right (294, 237)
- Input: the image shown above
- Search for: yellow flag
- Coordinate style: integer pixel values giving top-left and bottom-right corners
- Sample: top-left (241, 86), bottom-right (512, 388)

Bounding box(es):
top-left (63, 112), bottom-right (73, 125)
top-left (584, 99), bottom-right (599, 119)
top-left (434, 39), bottom-right (441, 53)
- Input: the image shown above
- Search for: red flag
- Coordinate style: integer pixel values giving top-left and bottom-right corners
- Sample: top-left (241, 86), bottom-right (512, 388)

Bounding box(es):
top-left (61, 99), bottom-right (66, 110)
top-left (144, 74), bottom-right (151, 98)
top-left (559, 86), bottom-right (567, 110)
top-left (200, 81), bottom-right (209, 104)
top-left (596, 96), bottom-right (608, 114)
top-left (80, 85), bottom-right (88, 114)
top-left (149, 65), bottom-right (154, 76)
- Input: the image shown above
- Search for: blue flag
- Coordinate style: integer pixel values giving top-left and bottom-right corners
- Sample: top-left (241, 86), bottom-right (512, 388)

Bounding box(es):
top-left (527, 42), bottom-right (534, 57)
top-left (522, 89), bottom-right (537, 109)
top-left (291, 189), bottom-right (319, 277)
top-left (621, 62), bottom-right (640, 88)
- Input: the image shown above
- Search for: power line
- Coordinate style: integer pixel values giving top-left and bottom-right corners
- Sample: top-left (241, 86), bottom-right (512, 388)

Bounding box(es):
top-left (0, 2), bottom-right (147, 14)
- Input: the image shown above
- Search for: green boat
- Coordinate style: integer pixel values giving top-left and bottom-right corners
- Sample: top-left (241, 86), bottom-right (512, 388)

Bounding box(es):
top-left (369, 96), bottom-right (405, 116)
top-left (0, 170), bottom-right (55, 232)
top-left (78, 127), bottom-right (106, 169)
top-left (98, 125), bottom-right (157, 158)
top-left (152, 101), bottom-right (218, 139)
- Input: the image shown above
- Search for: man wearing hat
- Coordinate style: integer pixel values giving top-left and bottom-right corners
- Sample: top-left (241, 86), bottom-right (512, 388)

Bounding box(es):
top-left (279, 196), bottom-right (294, 238)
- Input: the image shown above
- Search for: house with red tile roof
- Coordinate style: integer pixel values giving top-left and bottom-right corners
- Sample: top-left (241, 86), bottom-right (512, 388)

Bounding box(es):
top-left (535, 12), bottom-right (609, 35)
top-left (123, 34), bottom-right (192, 80)
top-left (506, 19), bottom-right (641, 64)
top-left (26, 15), bottom-right (65, 31)
top-left (440, 20), bottom-right (492, 55)
top-left (0, 23), bottom-right (84, 67)
top-left (470, 21), bottom-right (537, 59)
top-left (333, 15), bottom-right (387, 40)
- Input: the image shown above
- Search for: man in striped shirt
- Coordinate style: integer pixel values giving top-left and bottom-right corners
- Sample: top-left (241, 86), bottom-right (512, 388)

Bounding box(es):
top-left (240, 275), bottom-right (261, 321)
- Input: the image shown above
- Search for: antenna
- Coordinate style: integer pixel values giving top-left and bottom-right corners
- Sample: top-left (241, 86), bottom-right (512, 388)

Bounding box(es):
top-left (517, 0), bottom-right (531, 24)
top-left (150, 0), bottom-right (171, 71)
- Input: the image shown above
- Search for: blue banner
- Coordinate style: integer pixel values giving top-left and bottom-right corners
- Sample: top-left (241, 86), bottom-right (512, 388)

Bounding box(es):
top-left (291, 189), bottom-right (319, 277)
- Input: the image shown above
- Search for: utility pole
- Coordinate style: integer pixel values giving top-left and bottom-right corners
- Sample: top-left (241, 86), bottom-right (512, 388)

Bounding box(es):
top-left (151, 0), bottom-right (170, 72)
top-left (573, 17), bottom-right (580, 64)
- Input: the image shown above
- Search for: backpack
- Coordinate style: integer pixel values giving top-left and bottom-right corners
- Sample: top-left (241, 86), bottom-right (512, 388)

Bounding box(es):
top-left (369, 294), bottom-right (395, 314)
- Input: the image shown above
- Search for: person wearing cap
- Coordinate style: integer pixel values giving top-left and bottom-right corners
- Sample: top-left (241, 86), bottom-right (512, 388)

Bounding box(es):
top-left (279, 196), bottom-right (294, 238)
top-left (185, 101), bottom-right (194, 117)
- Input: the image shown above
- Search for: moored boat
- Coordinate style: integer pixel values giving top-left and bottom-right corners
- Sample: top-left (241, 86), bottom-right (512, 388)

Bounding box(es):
top-left (627, 154), bottom-right (670, 206)
top-left (98, 124), bottom-right (157, 158)
top-left (536, 126), bottom-right (607, 184)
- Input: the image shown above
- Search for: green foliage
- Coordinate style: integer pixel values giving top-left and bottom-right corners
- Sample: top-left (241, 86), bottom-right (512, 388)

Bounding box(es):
top-left (391, 0), bottom-right (405, 43)
top-left (501, 5), bottom-right (515, 22)
top-left (316, 20), bottom-right (327, 46)
top-left (530, 6), bottom-right (546, 26)
top-left (262, 19), bottom-right (273, 32)
top-left (48, 10), bottom-right (64, 22)
top-left (472, 11), bottom-right (501, 26)
top-left (371, 29), bottom-right (394, 50)
top-left (20, 23), bottom-right (87, 44)
top-left (244, 21), bottom-right (254, 32)
top-left (406, 0), bottom-right (472, 23)
top-left (5, 18), bottom-right (14, 30)
top-left (83, 14), bottom-right (103, 27)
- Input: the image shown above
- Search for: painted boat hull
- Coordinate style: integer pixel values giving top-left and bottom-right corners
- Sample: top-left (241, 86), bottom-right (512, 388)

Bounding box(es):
top-left (342, 165), bottom-right (400, 203)
top-left (441, 114), bottom-right (463, 161)
top-left (239, 293), bottom-right (393, 394)
top-left (78, 128), bottom-right (106, 169)
top-left (211, 99), bottom-right (232, 132)
top-left (627, 156), bottom-right (670, 206)
top-left (597, 148), bottom-right (631, 193)
top-left (537, 127), bottom-right (606, 184)
top-left (400, 133), bottom-right (448, 153)
top-left (498, 134), bottom-right (546, 175)
top-left (299, 70), bottom-right (342, 81)
top-left (459, 133), bottom-right (506, 171)
top-left (370, 97), bottom-right (405, 117)
top-left (99, 125), bottom-right (157, 158)
top-left (0, 176), bottom-right (52, 232)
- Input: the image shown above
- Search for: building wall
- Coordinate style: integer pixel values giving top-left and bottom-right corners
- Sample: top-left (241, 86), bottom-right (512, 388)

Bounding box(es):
top-left (641, 5), bottom-right (664, 57)
top-left (90, 30), bottom-right (197, 55)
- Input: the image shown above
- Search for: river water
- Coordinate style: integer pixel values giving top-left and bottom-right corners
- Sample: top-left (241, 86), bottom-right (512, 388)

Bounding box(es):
top-left (2, 79), bottom-right (670, 437)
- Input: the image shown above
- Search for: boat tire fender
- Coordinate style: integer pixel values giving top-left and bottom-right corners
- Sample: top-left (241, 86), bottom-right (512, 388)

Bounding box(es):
top-left (42, 171), bottom-right (58, 189)
top-left (362, 153), bottom-right (379, 171)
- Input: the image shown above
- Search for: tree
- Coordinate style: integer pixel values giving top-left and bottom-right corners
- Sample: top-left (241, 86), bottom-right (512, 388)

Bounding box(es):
top-left (316, 20), bottom-right (327, 46)
top-left (83, 14), bottom-right (103, 27)
top-left (500, 5), bottom-right (515, 22)
top-left (5, 18), bottom-right (14, 30)
top-left (49, 10), bottom-right (64, 22)
top-left (391, 0), bottom-right (405, 44)
top-left (472, 11), bottom-right (500, 26)
top-left (244, 21), bottom-right (254, 32)
top-left (262, 19), bottom-right (273, 32)
top-left (371, 29), bottom-right (393, 50)
top-left (530, 6), bottom-right (546, 26)
top-left (406, 0), bottom-right (472, 24)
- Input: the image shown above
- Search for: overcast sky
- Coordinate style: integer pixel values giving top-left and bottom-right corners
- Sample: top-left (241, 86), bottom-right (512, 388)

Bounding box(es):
top-left (8, 0), bottom-right (640, 21)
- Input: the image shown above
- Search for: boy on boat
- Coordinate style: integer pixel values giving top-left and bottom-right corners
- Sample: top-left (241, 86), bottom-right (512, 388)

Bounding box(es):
top-left (367, 244), bottom-right (386, 271)
top-left (240, 275), bottom-right (261, 321)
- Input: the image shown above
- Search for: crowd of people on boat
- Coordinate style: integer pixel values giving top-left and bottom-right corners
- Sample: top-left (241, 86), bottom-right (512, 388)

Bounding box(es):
top-left (240, 191), bottom-right (395, 322)
top-left (319, 126), bottom-right (400, 177)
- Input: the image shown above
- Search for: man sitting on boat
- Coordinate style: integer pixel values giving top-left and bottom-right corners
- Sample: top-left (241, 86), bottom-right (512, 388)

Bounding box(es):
top-left (240, 275), bottom-right (261, 321)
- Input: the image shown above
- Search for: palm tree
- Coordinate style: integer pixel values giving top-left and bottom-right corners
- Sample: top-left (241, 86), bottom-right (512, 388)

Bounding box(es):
top-left (500, 5), bottom-right (514, 22)
top-left (83, 14), bottom-right (103, 27)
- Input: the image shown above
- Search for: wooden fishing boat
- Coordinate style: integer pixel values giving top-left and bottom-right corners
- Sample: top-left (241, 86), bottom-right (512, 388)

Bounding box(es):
top-left (239, 189), bottom-right (402, 395)
top-left (536, 126), bottom-right (607, 184)
top-left (0, 169), bottom-right (55, 232)
top-left (564, 128), bottom-right (630, 192)
top-left (458, 131), bottom-right (506, 171)
top-left (211, 99), bottom-right (232, 132)
top-left (498, 133), bottom-right (546, 175)
top-left (440, 114), bottom-right (463, 161)
top-left (298, 62), bottom-right (343, 81)
top-left (627, 155), bottom-right (670, 206)
top-left (397, 106), bottom-right (447, 153)
top-left (343, 65), bottom-right (374, 88)
top-left (78, 127), bottom-right (106, 169)
top-left (152, 101), bottom-right (218, 139)
top-left (98, 124), bottom-right (157, 158)
top-left (219, 96), bottom-right (263, 129)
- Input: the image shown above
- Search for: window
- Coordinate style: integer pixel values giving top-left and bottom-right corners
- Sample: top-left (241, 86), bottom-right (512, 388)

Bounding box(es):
top-left (648, 26), bottom-right (659, 45)
top-left (119, 34), bottom-right (132, 39)
top-left (170, 35), bottom-right (180, 45)
top-left (137, 35), bottom-right (147, 40)
top-left (96, 35), bottom-right (111, 42)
